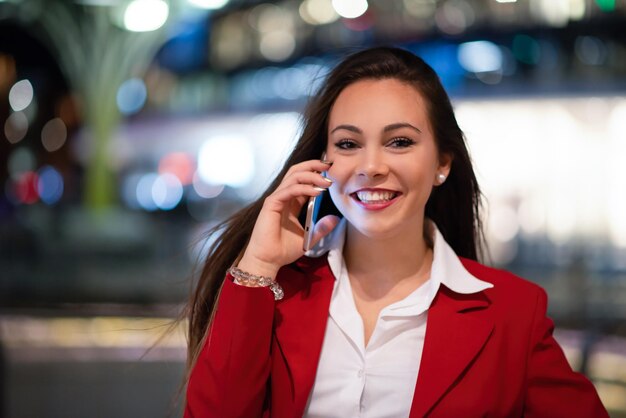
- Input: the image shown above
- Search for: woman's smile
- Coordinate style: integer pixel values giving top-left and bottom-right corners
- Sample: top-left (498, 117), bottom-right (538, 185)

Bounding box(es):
top-left (351, 188), bottom-right (401, 210)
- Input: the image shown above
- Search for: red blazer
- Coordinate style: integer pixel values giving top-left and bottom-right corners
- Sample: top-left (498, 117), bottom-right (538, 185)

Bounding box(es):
top-left (185, 256), bottom-right (608, 418)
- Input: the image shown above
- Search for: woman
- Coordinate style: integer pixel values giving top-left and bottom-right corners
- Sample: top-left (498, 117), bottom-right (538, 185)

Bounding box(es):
top-left (184, 47), bottom-right (608, 417)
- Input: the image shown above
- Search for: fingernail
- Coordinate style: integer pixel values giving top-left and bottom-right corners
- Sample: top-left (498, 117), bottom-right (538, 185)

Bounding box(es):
top-left (322, 176), bottom-right (333, 183)
top-left (313, 186), bottom-right (327, 192)
top-left (321, 160), bottom-right (333, 166)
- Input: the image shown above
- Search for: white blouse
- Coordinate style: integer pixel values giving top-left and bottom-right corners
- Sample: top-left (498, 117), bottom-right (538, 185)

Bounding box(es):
top-left (303, 220), bottom-right (493, 418)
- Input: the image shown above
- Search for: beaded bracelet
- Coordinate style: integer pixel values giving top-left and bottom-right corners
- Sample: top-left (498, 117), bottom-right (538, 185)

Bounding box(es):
top-left (228, 266), bottom-right (284, 301)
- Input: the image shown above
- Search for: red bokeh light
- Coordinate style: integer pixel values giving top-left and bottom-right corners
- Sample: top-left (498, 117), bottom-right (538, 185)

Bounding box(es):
top-left (158, 152), bottom-right (196, 186)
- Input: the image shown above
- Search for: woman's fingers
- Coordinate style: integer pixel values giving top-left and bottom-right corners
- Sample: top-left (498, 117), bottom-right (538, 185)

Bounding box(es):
top-left (264, 183), bottom-right (327, 213)
top-left (284, 159), bottom-right (332, 178)
top-left (309, 215), bottom-right (341, 248)
top-left (276, 170), bottom-right (332, 193)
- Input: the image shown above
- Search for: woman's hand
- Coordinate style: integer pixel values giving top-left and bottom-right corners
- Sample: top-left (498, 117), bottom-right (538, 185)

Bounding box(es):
top-left (237, 159), bottom-right (340, 279)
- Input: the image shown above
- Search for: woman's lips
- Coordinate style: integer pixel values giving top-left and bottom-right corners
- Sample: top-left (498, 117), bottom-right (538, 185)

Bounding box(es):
top-left (350, 189), bottom-right (400, 210)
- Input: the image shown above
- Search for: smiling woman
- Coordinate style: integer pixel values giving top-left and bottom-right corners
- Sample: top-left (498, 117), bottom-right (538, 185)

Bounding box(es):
top-left (184, 47), bottom-right (608, 417)
top-left (326, 78), bottom-right (449, 244)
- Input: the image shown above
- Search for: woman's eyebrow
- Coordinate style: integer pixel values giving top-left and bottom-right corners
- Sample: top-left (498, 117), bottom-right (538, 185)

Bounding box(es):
top-left (383, 122), bottom-right (422, 134)
top-left (330, 124), bottom-right (362, 134)
top-left (330, 122), bottom-right (422, 135)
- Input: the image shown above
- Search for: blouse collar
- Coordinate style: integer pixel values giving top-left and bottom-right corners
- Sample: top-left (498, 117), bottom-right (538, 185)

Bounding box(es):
top-left (306, 218), bottom-right (493, 302)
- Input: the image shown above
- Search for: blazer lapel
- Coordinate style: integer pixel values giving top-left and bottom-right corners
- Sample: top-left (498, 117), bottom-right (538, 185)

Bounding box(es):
top-left (410, 286), bottom-right (494, 417)
top-left (273, 257), bottom-right (335, 416)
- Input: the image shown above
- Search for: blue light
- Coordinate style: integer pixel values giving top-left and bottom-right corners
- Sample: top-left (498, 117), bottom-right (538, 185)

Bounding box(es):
top-left (156, 18), bottom-right (209, 73)
top-left (136, 173), bottom-right (159, 211)
top-left (117, 78), bottom-right (148, 115)
top-left (152, 173), bottom-right (183, 210)
top-left (37, 166), bottom-right (64, 205)
top-left (408, 42), bottom-right (465, 91)
top-left (458, 41), bottom-right (503, 73)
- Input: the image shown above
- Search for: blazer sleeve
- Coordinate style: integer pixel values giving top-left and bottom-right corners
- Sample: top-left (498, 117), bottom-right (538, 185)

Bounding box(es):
top-left (185, 275), bottom-right (276, 418)
top-left (523, 287), bottom-right (609, 418)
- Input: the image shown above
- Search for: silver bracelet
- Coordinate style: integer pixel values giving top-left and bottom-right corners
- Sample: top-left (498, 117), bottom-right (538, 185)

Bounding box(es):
top-left (228, 266), bottom-right (284, 301)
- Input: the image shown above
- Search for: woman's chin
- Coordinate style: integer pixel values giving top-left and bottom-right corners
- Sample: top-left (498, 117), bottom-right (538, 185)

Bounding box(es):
top-left (346, 220), bottom-right (406, 241)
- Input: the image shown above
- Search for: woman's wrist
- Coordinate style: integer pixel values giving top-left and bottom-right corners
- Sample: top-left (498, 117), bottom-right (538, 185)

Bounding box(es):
top-left (228, 265), bottom-right (284, 300)
top-left (236, 254), bottom-right (281, 279)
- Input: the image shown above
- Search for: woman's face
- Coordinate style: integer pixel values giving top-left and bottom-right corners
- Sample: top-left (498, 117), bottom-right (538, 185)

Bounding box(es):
top-left (324, 78), bottom-right (450, 239)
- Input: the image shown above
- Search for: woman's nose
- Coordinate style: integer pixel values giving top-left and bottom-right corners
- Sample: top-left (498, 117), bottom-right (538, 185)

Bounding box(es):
top-left (357, 148), bottom-right (389, 179)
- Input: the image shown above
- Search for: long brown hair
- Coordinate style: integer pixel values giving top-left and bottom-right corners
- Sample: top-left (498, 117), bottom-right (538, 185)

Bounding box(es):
top-left (185, 46), bottom-right (484, 377)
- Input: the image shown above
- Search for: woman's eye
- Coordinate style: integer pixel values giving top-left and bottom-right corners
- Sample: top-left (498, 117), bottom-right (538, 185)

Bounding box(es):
top-left (388, 137), bottom-right (416, 148)
top-left (335, 139), bottom-right (358, 150)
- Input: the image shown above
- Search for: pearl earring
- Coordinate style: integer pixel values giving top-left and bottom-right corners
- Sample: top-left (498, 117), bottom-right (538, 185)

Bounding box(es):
top-left (437, 173), bottom-right (446, 184)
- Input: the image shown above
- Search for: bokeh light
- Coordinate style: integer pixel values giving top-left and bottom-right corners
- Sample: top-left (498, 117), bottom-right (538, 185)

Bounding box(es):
top-left (299, 0), bottom-right (339, 25)
top-left (37, 165), bottom-right (64, 205)
top-left (187, 0), bottom-right (229, 10)
top-left (117, 78), bottom-right (148, 115)
top-left (435, 0), bottom-right (474, 35)
top-left (136, 173), bottom-right (160, 211)
top-left (152, 173), bottom-right (183, 210)
top-left (8, 79), bottom-right (34, 112)
top-left (458, 41), bottom-right (503, 73)
top-left (253, 3), bottom-right (291, 32)
top-left (575, 36), bottom-right (608, 66)
top-left (14, 171), bottom-right (39, 205)
top-left (158, 152), bottom-right (195, 185)
top-left (0, 53), bottom-right (16, 92)
top-left (8, 147), bottom-right (36, 180)
top-left (332, 0), bottom-right (368, 19)
top-left (197, 135), bottom-right (255, 187)
top-left (253, 4), bottom-right (297, 62)
top-left (403, 0), bottom-right (437, 19)
top-left (512, 34), bottom-right (541, 65)
top-left (595, 0), bottom-right (616, 12)
top-left (124, 0), bottom-right (169, 32)
top-left (41, 118), bottom-right (68, 152)
top-left (132, 172), bottom-right (184, 211)
top-left (260, 31), bottom-right (296, 62)
top-left (211, 14), bottom-right (250, 70)
top-left (531, 0), bottom-right (571, 27)
top-left (121, 173), bottom-right (144, 209)
top-left (4, 111), bottom-right (29, 144)
top-left (569, 0), bottom-right (586, 20)
top-left (191, 172), bottom-right (224, 199)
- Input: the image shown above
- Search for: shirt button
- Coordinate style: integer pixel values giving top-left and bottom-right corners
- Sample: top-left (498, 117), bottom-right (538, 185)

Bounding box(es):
top-left (357, 369), bottom-right (364, 377)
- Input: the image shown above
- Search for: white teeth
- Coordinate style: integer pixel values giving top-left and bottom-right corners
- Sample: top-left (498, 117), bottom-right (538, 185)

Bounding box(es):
top-left (356, 191), bottom-right (397, 202)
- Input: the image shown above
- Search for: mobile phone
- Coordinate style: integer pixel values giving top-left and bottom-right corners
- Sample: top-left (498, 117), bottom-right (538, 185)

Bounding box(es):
top-left (302, 153), bottom-right (327, 252)
top-left (303, 190), bottom-right (324, 252)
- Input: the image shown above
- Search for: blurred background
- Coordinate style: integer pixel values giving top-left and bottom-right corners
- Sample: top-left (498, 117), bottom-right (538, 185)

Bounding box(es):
top-left (0, 0), bottom-right (625, 416)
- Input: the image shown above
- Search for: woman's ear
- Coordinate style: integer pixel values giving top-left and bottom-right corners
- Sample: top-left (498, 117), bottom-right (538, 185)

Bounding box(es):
top-left (435, 153), bottom-right (453, 186)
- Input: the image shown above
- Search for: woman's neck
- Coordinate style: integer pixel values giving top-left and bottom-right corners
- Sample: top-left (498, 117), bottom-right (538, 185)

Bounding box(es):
top-left (343, 221), bottom-right (433, 295)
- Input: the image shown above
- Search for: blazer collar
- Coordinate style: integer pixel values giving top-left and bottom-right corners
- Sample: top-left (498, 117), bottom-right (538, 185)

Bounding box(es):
top-left (409, 286), bottom-right (494, 417)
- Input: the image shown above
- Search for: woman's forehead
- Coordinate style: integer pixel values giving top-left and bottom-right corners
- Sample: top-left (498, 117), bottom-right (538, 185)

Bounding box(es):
top-left (328, 79), bottom-right (430, 132)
